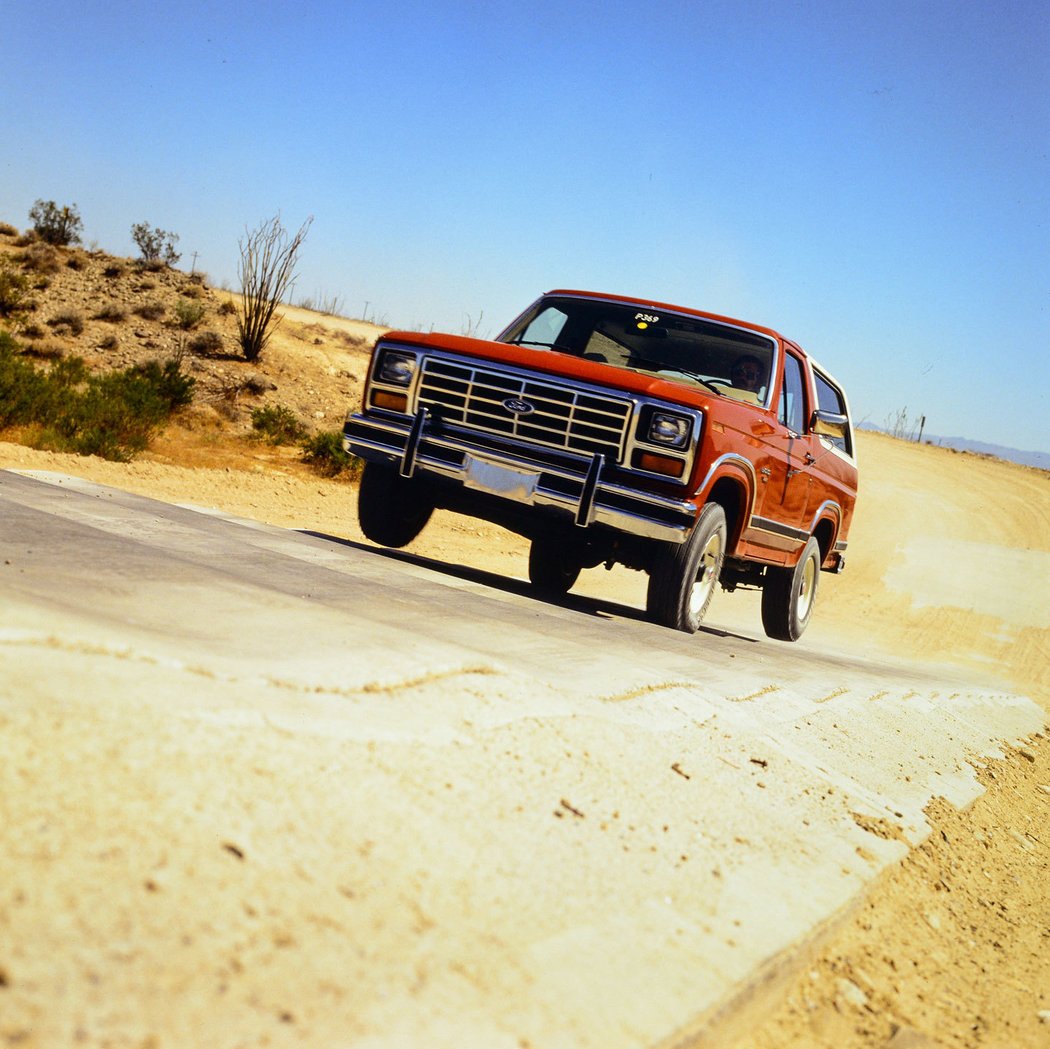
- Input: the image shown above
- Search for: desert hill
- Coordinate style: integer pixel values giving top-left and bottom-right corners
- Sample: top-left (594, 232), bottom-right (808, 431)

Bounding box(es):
top-left (0, 222), bottom-right (386, 472)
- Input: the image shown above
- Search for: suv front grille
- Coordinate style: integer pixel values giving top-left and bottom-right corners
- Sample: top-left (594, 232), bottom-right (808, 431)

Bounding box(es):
top-left (418, 358), bottom-right (631, 461)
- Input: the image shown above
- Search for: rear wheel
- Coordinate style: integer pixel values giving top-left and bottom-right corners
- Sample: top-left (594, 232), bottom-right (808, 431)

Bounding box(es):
top-left (761, 536), bottom-right (820, 641)
top-left (646, 503), bottom-right (727, 633)
top-left (528, 537), bottom-right (582, 595)
top-left (357, 462), bottom-right (435, 548)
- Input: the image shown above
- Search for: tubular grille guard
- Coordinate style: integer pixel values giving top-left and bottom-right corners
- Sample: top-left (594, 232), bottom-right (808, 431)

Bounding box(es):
top-left (418, 358), bottom-right (632, 462)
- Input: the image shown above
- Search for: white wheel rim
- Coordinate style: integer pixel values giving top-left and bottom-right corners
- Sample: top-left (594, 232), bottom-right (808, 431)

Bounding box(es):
top-left (797, 552), bottom-right (817, 620)
top-left (688, 531), bottom-right (723, 618)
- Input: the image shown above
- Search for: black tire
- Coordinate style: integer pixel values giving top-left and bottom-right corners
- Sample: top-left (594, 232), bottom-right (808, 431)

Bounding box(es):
top-left (528, 537), bottom-right (582, 595)
top-left (357, 462), bottom-right (435, 548)
top-left (761, 536), bottom-right (821, 642)
top-left (646, 503), bottom-right (727, 633)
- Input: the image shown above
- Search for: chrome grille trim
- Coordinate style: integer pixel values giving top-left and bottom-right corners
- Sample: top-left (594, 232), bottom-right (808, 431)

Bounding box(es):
top-left (418, 357), bottom-right (632, 461)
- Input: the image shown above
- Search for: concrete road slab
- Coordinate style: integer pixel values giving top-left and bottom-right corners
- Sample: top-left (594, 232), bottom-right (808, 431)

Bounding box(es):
top-left (0, 469), bottom-right (1044, 1048)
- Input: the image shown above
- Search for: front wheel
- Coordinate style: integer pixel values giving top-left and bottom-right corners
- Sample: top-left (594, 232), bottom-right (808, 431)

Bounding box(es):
top-left (357, 462), bottom-right (435, 548)
top-left (528, 537), bottom-right (582, 595)
top-left (761, 536), bottom-right (821, 641)
top-left (646, 503), bottom-right (727, 633)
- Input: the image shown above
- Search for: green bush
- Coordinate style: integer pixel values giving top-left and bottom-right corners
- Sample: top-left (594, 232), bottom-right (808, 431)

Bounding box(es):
top-left (173, 297), bottom-right (205, 330)
top-left (0, 332), bottom-right (194, 460)
top-left (250, 404), bottom-right (306, 445)
top-left (29, 200), bottom-right (83, 246)
top-left (126, 358), bottom-right (195, 412)
top-left (300, 429), bottom-right (362, 478)
top-left (0, 261), bottom-right (33, 319)
top-left (0, 333), bottom-right (56, 426)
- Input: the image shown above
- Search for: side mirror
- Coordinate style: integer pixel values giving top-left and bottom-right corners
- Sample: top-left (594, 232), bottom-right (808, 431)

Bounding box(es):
top-left (811, 408), bottom-right (848, 439)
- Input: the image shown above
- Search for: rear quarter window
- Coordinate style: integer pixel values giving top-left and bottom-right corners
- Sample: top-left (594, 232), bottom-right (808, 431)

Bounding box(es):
top-left (813, 369), bottom-right (852, 455)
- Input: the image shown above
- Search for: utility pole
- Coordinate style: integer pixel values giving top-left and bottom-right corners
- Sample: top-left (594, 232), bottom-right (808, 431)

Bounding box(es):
top-left (190, 251), bottom-right (199, 275)
top-left (917, 415), bottom-right (925, 442)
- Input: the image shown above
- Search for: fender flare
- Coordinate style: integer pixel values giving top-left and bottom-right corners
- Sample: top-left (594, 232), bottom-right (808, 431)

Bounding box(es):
top-left (693, 453), bottom-right (758, 550)
top-left (807, 500), bottom-right (844, 561)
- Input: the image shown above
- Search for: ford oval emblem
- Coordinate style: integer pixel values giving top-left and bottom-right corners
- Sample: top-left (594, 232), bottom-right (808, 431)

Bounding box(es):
top-left (502, 397), bottom-right (535, 416)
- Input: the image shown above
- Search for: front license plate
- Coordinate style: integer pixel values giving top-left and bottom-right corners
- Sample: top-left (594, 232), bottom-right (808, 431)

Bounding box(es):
top-left (464, 456), bottom-right (539, 501)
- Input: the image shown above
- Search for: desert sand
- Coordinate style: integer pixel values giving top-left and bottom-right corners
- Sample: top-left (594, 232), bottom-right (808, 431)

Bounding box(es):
top-left (0, 236), bottom-right (1048, 1046)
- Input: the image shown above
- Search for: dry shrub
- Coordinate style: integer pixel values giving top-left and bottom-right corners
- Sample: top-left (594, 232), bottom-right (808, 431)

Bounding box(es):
top-left (20, 340), bottom-right (65, 360)
top-left (188, 330), bottom-right (223, 355)
top-left (47, 311), bottom-right (85, 336)
top-left (338, 330), bottom-right (368, 349)
top-left (20, 243), bottom-right (61, 274)
top-left (93, 303), bottom-right (126, 323)
top-left (135, 302), bottom-right (166, 321)
top-left (237, 214), bottom-right (312, 361)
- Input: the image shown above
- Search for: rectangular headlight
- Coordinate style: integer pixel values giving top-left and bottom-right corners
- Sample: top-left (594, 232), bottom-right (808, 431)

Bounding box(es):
top-left (647, 411), bottom-right (691, 449)
top-left (377, 350), bottom-right (417, 386)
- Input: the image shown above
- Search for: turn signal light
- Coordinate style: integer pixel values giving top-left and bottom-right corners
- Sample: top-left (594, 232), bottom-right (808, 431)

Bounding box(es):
top-left (636, 451), bottom-right (684, 478)
top-left (371, 390), bottom-right (408, 412)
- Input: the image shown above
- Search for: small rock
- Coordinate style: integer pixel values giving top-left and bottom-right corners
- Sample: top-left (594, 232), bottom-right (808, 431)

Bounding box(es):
top-left (923, 911), bottom-right (942, 930)
top-left (835, 977), bottom-right (869, 1009)
top-left (886, 1026), bottom-right (941, 1047)
top-left (1008, 829), bottom-right (1036, 852)
top-left (1037, 785), bottom-right (1050, 796)
top-left (1038, 1010), bottom-right (1050, 1024)
top-left (1018, 747), bottom-right (1036, 763)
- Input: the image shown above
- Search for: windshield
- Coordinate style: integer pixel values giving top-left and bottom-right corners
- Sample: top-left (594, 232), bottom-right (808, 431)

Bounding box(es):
top-left (499, 295), bottom-right (776, 403)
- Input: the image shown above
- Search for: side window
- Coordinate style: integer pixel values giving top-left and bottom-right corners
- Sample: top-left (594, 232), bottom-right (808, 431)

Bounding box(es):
top-left (814, 370), bottom-right (852, 455)
top-left (779, 353), bottom-right (806, 434)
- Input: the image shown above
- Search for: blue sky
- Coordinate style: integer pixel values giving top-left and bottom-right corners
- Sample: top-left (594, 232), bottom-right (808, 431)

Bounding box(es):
top-left (4, 0), bottom-right (1048, 451)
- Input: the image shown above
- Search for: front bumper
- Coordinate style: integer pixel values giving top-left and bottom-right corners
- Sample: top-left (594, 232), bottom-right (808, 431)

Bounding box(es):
top-left (344, 408), bottom-right (697, 543)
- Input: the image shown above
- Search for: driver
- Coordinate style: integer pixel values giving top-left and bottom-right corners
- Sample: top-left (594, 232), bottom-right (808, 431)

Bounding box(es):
top-left (730, 355), bottom-right (764, 393)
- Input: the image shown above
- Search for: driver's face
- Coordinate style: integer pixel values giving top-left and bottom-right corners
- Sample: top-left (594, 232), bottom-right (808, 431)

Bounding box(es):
top-left (733, 362), bottom-right (761, 389)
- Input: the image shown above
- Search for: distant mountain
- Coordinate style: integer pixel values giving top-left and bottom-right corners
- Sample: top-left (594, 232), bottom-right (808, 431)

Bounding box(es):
top-left (858, 424), bottom-right (1049, 471)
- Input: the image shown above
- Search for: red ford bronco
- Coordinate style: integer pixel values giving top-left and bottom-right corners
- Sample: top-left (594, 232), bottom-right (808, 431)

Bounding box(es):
top-left (343, 290), bottom-right (857, 641)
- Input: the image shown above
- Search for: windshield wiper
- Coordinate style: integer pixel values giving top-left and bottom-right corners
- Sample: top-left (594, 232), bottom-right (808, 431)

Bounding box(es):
top-left (508, 338), bottom-right (561, 350)
top-left (628, 352), bottom-right (723, 395)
